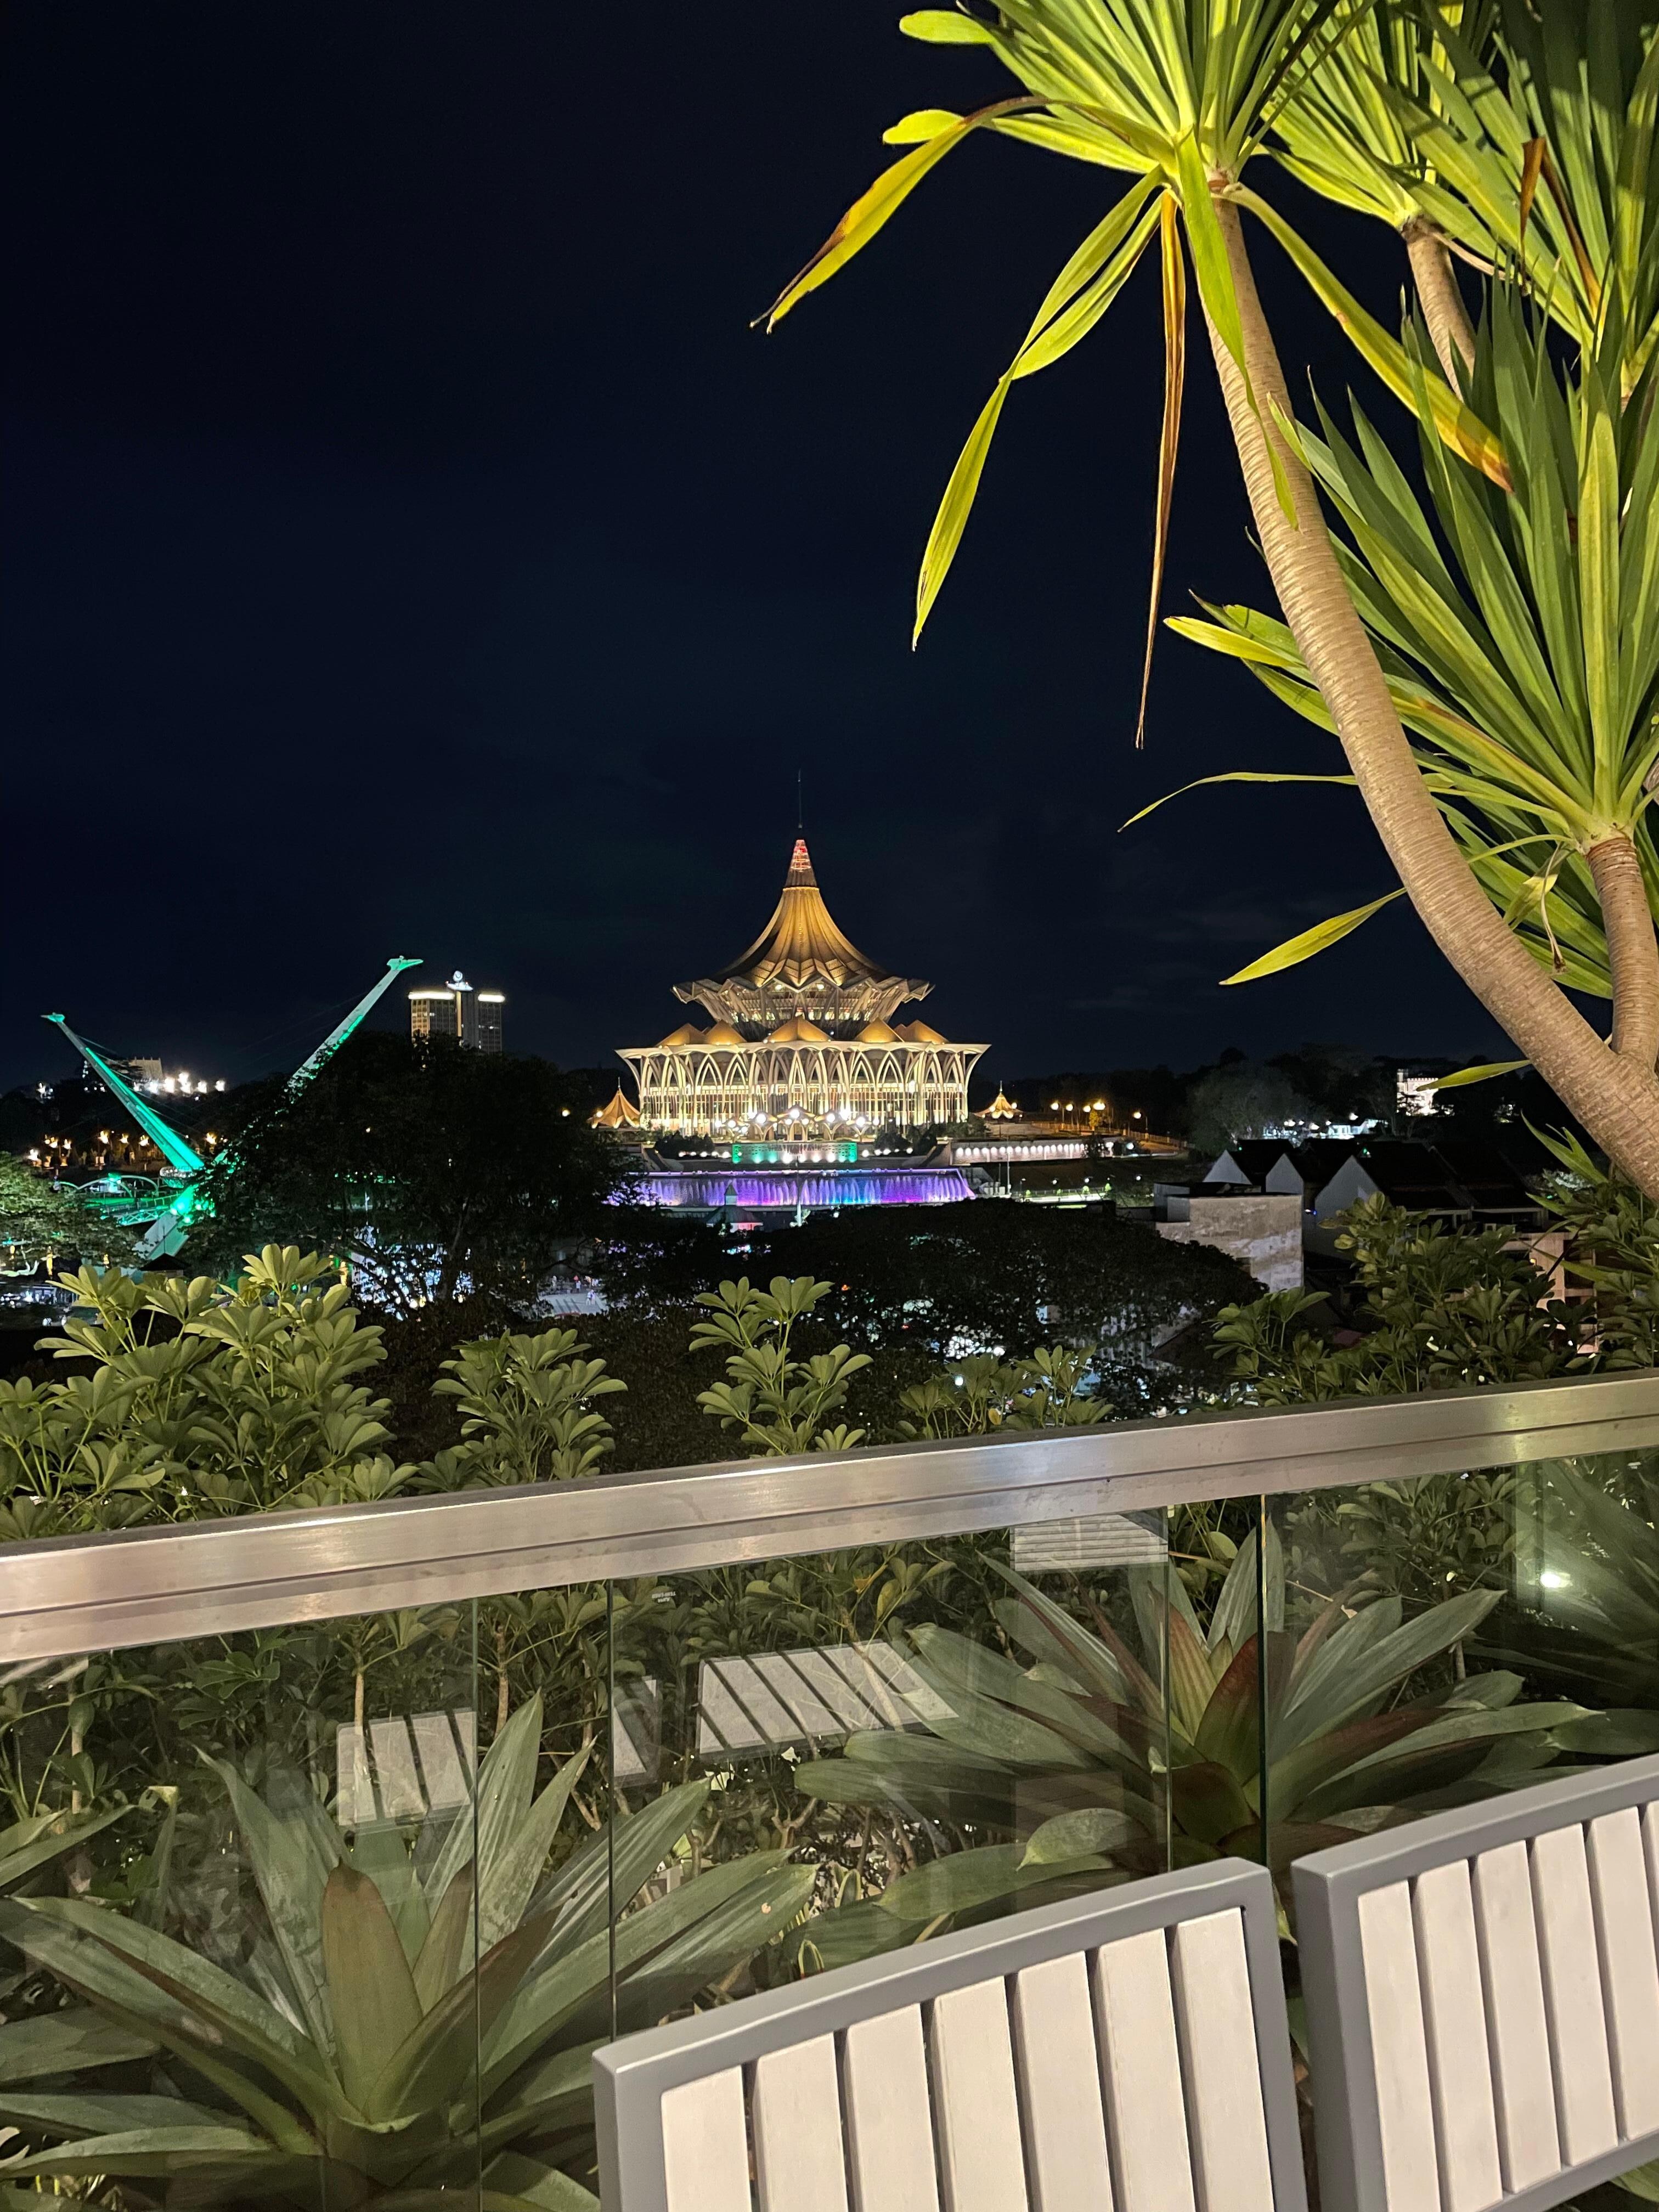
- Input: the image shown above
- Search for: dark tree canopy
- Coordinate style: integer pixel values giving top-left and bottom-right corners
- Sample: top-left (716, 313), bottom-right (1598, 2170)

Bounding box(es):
top-left (600, 1199), bottom-right (1254, 1376)
top-left (186, 1034), bottom-right (630, 1310)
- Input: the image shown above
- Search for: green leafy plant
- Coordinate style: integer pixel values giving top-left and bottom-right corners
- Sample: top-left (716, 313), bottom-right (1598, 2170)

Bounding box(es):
top-left (0, 1249), bottom-right (413, 1539)
top-left (422, 1326), bottom-right (627, 1489)
top-left (794, 1531), bottom-right (1578, 1954)
top-left (0, 1152), bottom-right (137, 1276)
top-left (0, 1695), bottom-right (812, 2209)
top-left (894, 1346), bottom-right (1113, 1436)
top-left (690, 1277), bottom-right (871, 1454)
top-left (1213, 1194), bottom-right (1576, 1402)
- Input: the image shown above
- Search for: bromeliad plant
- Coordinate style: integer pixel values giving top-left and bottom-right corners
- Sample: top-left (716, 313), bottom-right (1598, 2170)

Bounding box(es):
top-left (794, 1526), bottom-right (1581, 1943)
top-left (0, 1696), bottom-right (812, 2210)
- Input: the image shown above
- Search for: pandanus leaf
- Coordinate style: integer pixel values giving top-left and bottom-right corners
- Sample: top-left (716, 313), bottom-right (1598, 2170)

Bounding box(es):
top-left (1230, 182), bottom-right (1511, 487)
top-left (1120, 769), bottom-right (1356, 828)
top-left (1221, 892), bottom-right (1407, 983)
top-left (763, 99), bottom-right (1038, 331)
top-left (1137, 193), bottom-right (1187, 745)
top-left (913, 179), bottom-right (1162, 643)
top-left (1434, 1058), bottom-right (1530, 1087)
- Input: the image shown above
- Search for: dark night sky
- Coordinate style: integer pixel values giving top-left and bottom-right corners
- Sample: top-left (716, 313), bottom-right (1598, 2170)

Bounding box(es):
top-left (3, 1), bottom-right (1522, 1098)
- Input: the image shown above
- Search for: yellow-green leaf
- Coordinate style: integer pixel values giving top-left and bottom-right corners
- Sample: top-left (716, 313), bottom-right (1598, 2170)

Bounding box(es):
top-left (1176, 134), bottom-right (1245, 376)
top-left (883, 109), bottom-right (962, 145)
top-left (1138, 194), bottom-right (1187, 748)
top-left (915, 379), bottom-right (1011, 645)
top-left (1434, 1059), bottom-right (1530, 1089)
top-left (1232, 186), bottom-right (1511, 490)
top-left (899, 8), bottom-right (992, 41)
top-left (1120, 770), bottom-right (1356, 828)
top-left (1221, 891), bottom-right (1406, 984)
top-left (763, 100), bottom-right (1034, 330)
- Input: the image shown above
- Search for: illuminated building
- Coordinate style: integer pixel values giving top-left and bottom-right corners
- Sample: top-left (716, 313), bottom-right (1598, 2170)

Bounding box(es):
top-left (409, 972), bottom-right (505, 1053)
top-left (616, 838), bottom-right (986, 1137)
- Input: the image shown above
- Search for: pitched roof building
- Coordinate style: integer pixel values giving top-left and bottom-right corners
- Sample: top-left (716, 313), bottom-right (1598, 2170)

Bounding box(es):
top-left (617, 838), bottom-right (987, 1136)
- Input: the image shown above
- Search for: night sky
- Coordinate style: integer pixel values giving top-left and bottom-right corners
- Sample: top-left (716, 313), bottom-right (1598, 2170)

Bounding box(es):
top-left (4, 1), bottom-right (1527, 1099)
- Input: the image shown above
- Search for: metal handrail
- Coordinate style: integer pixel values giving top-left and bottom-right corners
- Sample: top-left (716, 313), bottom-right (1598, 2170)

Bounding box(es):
top-left (3, 1371), bottom-right (1658, 1665)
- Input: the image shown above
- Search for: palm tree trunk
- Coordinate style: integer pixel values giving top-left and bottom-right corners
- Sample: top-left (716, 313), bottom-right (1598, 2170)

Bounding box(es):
top-left (1205, 194), bottom-right (1659, 1195)
top-left (1588, 834), bottom-right (1659, 1066)
top-left (1401, 218), bottom-right (1475, 382)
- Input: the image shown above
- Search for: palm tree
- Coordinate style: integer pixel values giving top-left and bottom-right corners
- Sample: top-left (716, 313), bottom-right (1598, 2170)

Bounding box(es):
top-left (762, 0), bottom-right (1659, 1195)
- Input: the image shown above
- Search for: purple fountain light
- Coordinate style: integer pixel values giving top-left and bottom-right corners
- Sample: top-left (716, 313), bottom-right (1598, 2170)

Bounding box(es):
top-left (632, 1165), bottom-right (974, 1210)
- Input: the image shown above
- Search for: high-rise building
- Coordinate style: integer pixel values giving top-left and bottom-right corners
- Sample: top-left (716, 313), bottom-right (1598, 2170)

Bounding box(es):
top-left (409, 972), bottom-right (505, 1052)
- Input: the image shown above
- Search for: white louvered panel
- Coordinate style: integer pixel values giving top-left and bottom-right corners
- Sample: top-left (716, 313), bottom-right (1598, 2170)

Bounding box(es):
top-left (842, 2005), bottom-right (941, 2212)
top-left (928, 1978), bottom-right (1031, 2212)
top-left (368, 1718), bottom-right (424, 1819)
top-left (1588, 1807), bottom-right (1659, 2141)
top-left (1093, 1927), bottom-right (1197, 2212)
top-left (661, 2068), bottom-right (753, 2212)
top-left (1643, 1803), bottom-right (1659, 1939)
top-left (752, 2034), bottom-right (850, 2212)
top-left (1410, 1861), bottom-right (1502, 2212)
top-left (1531, 1824), bottom-right (1620, 2164)
top-left (1356, 1882), bottom-right (1440, 2212)
top-left (1169, 1909), bottom-right (1274, 2212)
top-left (1471, 1840), bottom-right (1561, 2193)
top-left (1009, 1951), bottom-right (1114, 2212)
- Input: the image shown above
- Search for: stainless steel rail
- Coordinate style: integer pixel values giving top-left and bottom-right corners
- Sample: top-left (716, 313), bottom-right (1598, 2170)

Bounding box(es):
top-left (3, 1371), bottom-right (1657, 1665)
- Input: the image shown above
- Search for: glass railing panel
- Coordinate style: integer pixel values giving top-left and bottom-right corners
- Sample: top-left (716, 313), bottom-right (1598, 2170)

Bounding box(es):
top-left (1261, 1443), bottom-right (1659, 1880)
top-left (467, 1584), bottom-right (612, 2205)
top-left (0, 1604), bottom-right (484, 2209)
top-left (595, 1505), bottom-right (1173, 2016)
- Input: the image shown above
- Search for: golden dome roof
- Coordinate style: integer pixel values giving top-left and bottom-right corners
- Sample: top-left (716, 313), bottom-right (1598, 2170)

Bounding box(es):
top-left (856, 1019), bottom-right (900, 1043)
top-left (591, 1086), bottom-right (641, 1128)
top-left (703, 1021), bottom-right (746, 1046)
top-left (896, 1020), bottom-right (947, 1045)
top-left (769, 1015), bottom-right (831, 1043)
top-left (657, 1023), bottom-right (704, 1047)
top-left (705, 838), bottom-right (890, 992)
